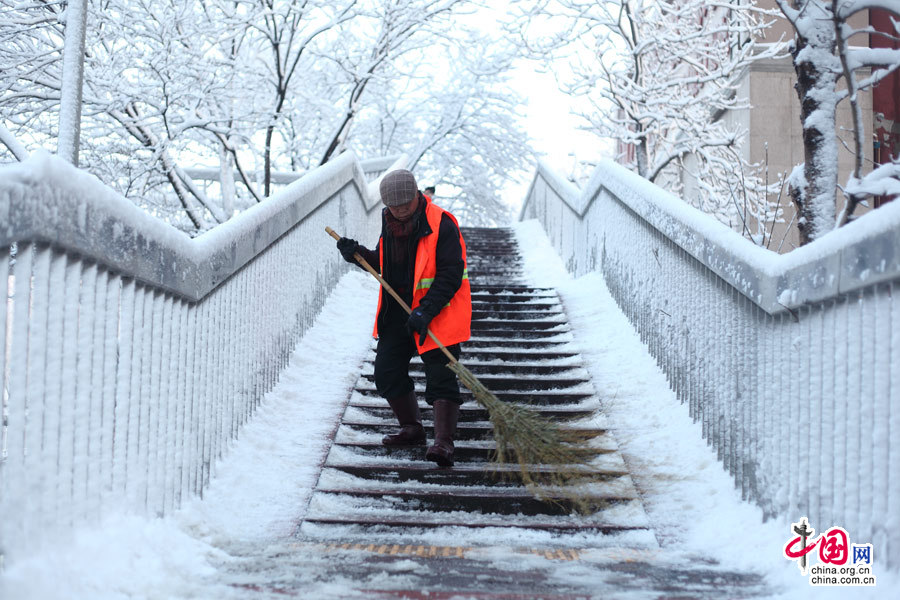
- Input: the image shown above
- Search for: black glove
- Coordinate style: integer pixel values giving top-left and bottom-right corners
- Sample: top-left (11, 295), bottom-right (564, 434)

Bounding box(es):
top-left (406, 304), bottom-right (434, 345)
top-left (336, 237), bottom-right (359, 263)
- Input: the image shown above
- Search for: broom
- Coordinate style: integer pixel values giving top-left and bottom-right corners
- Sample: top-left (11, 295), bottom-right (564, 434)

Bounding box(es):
top-left (326, 226), bottom-right (599, 505)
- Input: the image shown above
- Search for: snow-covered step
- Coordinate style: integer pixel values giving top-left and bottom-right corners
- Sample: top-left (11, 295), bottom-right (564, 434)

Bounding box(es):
top-left (470, 303), bottom-right (563, 312)
top-left (335, 424), bottom-right (613, 448)
top-left (350, 389), bottom-right (599, 406)
top-left (471, 316), bottom-right (569, 328)
top-left (315, 465), bottom-right (640, 498)
top-left (466, 332), bottom-right (575, 343)
top-left (462, 340), bottom-right (575, 352)
top-left (311, 487), bottom-right (640, 517)
top-left (322, 445), bottom-right (631, 472)
top-left (470, 311), bottom-right (565, 322)
top-left (315, 463), bottom-right (638, 496)
top-left (338, 421), bottom-right (607, 442)
top-left (470, 292), bottom-right (559, 302)
top-left (302, 506), bottom-right (651, 538)
top-left (328, 441), bottom-right (617, 463)
top-left (347, 401), bottom-right (599, 422)
top-left (322, 463), bottom-right (631, 487)
top-left (469, 285), bottom-right (557, 295)
top-left (356, 375), bottom-right (594, 393)
top-left (362, 361), bottom-right (590, 379)
top-left (363, 352), bottom-right (585, 368)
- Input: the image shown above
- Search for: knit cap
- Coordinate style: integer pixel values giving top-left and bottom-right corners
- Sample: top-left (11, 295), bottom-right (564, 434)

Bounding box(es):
top-left (380, 169), bottom-right (418, 206)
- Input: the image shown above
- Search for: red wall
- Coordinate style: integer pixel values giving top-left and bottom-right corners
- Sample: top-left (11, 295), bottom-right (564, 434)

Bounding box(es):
top-left (871, 9), bottom-right (900, 206)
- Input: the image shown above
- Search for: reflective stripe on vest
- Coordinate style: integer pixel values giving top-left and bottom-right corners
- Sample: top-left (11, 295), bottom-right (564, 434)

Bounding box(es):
top-left (372, 198), bottom-right (472, 354)
top-left (416, 268), bottom-right (469, 292)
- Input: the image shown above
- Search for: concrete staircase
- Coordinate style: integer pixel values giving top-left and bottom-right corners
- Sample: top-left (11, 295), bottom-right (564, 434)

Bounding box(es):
top-left (300, 227), bottom-right (653, 548)
top-left (220, 228), bottom-right (768, 598)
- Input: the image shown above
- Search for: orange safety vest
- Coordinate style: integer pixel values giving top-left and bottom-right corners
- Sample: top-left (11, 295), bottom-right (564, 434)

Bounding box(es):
top-left (373, 198), bottom-right (471, 354)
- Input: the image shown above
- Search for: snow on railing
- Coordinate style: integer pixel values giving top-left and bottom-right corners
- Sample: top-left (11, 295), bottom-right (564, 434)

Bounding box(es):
top-left (0, 150), bottom-right (400, 561)
top-left (521, 159), bottom-right (900, 567)
top-left (183, 154), bottom-right (405, 200)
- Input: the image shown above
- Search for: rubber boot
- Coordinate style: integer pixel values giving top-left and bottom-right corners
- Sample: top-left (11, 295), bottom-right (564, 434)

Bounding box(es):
top-left (426, 399), bottom-right (459, 467)
top-left (382, 390), bottom-right (426, 446)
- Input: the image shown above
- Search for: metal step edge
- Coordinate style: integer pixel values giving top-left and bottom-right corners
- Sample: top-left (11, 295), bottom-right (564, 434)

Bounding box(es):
top-left (464, 331), bottom-right (574, 338)
top-left (359, 363), bottom-right (591, 375)
top-left (353, 386), bottom-right (596, 396)
top-left (338, 420), bottom-right (606, 434)
top-left (322, 452), bottom-right (629, 472)
top-left (300, 516), bottom-right (649, 533)
top-left (331, 441), bottom-right (619, 454)
top-left (312, 487), bottom-right (639, 503)
top-left (469, 289), bottom-right (556, 295)
top-left (361, 355), bottom-right (586, 366)
top-left (346, 403), bottom-right (599, 417)
top-left (348, 392), bottom-right (598, 402)
top-left (321, 463), bottom-right (629, 477)
top-left (354, 379), bottom-right (593, 388)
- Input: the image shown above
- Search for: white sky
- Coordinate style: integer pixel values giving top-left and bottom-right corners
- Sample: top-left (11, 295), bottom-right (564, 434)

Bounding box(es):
top-left (502, 59), bottom-right (610, 205)
top-left (456, 5), bottom-right (613, 206)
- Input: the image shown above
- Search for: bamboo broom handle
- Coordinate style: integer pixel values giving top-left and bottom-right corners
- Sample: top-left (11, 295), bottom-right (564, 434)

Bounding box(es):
top-left (326, 226), bottom-right (459, 366)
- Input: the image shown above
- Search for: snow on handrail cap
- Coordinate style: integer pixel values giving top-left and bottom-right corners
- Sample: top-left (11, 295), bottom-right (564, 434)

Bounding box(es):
top-left (0, 149), bottom-right (393, 301)
top-left (525, 159), bottom-right (900, 314)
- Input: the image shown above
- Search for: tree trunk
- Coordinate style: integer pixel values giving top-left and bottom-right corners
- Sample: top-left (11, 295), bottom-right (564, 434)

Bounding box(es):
top-left (219, 142), bottom-right (236, 219)
top-left (264, 122), bottom-right (275, 197)
top-left (635, 135), bottom-right (649, 179)
top-left (790, 4), bottom-right (839, 245)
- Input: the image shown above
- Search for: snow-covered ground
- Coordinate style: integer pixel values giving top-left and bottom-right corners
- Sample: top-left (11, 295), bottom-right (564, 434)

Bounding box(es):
top-left (1, 222), bottom-right (895, 599)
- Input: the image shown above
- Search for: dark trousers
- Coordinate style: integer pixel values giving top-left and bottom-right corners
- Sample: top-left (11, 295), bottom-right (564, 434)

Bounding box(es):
top-left (374, 311), bottom-right (462, 405)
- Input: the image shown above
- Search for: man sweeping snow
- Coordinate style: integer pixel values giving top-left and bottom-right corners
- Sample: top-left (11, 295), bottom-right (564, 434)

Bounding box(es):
top-left (335, 169), bottom-right (471, 466)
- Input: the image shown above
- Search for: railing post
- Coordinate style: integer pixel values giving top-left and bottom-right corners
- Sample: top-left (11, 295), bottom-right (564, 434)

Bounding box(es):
top-left (4, 244), bottom-right (35, 555)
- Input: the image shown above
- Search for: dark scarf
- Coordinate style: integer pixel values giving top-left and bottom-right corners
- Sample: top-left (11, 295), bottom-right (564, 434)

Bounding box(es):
top-left (384, 195), bottom-right (422, 266)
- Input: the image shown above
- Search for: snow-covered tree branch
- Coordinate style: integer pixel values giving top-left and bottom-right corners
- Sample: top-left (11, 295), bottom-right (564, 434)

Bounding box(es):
top-left (1, 0), bottom-right (531, 231)
top-left (513, 0), bottom-right (786, 245)
top-left (775, 0), bottom-right (900, 243)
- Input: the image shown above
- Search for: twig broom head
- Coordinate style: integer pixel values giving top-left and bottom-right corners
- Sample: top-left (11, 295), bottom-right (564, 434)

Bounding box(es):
top-left (445, 361), bottom-right (602, 513)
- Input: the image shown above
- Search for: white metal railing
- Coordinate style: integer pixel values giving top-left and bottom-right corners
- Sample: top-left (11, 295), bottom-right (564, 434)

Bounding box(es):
top-left (521, 159), bottom-right (900, 568)
top-left (0, 151), bottom-right (402, 560)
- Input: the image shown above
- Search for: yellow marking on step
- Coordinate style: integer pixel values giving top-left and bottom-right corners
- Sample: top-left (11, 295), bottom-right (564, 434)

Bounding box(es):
top-left (529, 548), bottom-right (581, 561)
top-left (326, 543), bottom-right (586, 561)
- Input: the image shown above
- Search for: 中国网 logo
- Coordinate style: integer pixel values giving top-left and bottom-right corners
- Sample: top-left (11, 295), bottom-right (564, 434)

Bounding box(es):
top-left (782, 517), bottom-right (876, 586)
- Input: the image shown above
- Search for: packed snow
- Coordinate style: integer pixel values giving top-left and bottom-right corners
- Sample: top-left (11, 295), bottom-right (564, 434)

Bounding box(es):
top-left (1, 223), bottom-right (895, 599)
